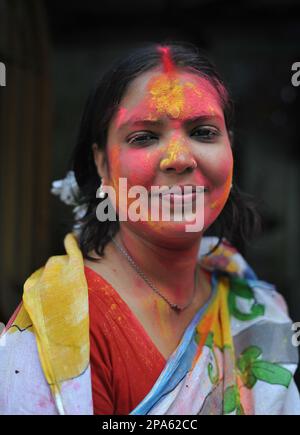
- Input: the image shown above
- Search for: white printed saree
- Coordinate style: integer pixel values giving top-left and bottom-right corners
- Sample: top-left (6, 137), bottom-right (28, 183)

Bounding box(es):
top-left (0, 233), bottom-right (299, 415)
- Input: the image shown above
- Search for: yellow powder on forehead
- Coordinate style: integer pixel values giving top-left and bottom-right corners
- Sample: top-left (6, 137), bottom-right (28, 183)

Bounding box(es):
top-left (148, 74), bottom-right (185, 118)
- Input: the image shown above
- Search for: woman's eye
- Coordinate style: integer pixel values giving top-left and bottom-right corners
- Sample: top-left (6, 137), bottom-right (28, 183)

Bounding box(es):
top-left (127, 133), bottom-right (157, 146)
top-left (191, 127), bottom-right (219, 142)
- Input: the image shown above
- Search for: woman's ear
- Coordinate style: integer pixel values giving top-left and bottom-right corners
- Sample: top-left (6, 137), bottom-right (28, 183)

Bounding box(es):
top-left (92, 143), bottom-right (108, 180)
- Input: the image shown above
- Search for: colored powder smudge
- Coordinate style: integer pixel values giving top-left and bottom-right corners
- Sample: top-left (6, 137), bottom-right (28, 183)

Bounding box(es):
top-left (115, 107), bottom-right (128, 129)
top-left (160, 136), bottom-right (186, 169)
top-left (153, 298), bottom-right (173, 342)
top-left (148, 74), bottom-right (185, 119)
top-left (210, 169), bottom-right (233, 210)
top-left (157, 45), bottom-right (175, 75)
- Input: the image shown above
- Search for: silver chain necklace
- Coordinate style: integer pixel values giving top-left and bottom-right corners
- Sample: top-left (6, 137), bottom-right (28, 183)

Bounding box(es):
top-left (111, 237), bottom-right (199, 312)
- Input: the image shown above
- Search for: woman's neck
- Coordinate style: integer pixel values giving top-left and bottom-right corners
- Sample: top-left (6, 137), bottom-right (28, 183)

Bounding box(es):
top-left (115, 227), bottom-right (203, 306)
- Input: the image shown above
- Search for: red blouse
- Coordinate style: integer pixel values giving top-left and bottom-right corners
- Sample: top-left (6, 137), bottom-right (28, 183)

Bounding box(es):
top-left (85, 266), bottom-right (166, 415)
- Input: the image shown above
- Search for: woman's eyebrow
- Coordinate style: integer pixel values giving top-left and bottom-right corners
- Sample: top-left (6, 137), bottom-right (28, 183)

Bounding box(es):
top-left (118, 113), bottom-right (224, 131)
top-left (118, 118), bottom-right (163, 131)
top-left (184, 114), bottom-right (224, 125)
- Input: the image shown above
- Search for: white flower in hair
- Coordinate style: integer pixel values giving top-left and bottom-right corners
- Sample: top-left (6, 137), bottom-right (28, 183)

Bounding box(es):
top-left (51, 170), bottom-right (79, 206)
top-left (51, 171), bottom-right (88, 235)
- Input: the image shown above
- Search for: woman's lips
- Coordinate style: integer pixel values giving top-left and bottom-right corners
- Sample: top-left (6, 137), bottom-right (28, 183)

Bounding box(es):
top-left (151, 185), bottom-right (207, 194)
top-left (150, 185), bottom-right (208, 204)
top-left (163, 191), bottom-right (202, 205)
top-left (151, 185), bottom-right (207, 193)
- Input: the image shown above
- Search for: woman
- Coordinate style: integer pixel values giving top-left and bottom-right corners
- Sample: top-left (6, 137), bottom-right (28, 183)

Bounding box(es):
top-left (0, 43), bottom-right (299, 415)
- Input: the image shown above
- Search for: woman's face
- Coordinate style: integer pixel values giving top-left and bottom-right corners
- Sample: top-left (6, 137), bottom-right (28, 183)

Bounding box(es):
top-left (94, 66), bottom-right (233, 246)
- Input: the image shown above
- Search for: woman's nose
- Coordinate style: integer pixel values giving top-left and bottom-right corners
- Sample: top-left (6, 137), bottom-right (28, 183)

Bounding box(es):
top-left (160, 140), bottom-right (197, 174)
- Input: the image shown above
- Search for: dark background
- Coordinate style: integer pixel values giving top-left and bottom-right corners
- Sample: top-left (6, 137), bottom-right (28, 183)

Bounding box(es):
top-left (0, 0), bottom-right (299, 386)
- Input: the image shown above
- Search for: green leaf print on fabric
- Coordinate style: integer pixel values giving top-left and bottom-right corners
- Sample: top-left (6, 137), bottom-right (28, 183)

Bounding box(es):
top-left (237, 346), bottom-right (292, 389)
top-left (205, 331), bottom-right (214, 349)
top-left (251, 361), bottom-right (292, 387)
top-left (223, 385), bottom-right (245, 415)
top-left (208, 360), bottom-right (219, 385)
top-left (237, 346), bottom-right (262, 372)
top-left (205, 333), bottom-right (219, 384)
top-left (228, 277), bottom-right (265, 321)
top-left (224, 385), bottom-right (237, 414)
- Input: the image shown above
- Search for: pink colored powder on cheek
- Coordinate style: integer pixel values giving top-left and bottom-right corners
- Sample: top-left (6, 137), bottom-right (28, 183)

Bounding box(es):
top-left (119, 147), bottom-right (160, 188)
top-left (209, 165), bottom-right (233, 214)
top-left (107, 137), bottom-right (162, 194)
top-left (107, 99), bottom-right (163, 190)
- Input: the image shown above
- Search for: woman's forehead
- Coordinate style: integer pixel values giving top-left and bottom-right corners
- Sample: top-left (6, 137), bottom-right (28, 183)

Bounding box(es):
top-left (114, 67), bottom-right (224, 126)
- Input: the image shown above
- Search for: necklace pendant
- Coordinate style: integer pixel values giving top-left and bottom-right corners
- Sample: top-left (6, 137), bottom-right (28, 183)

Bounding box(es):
top-left (171, 304), bottom-right (182, 313)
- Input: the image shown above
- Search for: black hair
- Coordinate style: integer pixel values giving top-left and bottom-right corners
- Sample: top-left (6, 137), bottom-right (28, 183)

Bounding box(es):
top-left (69, 41), bottom-right (261, 260)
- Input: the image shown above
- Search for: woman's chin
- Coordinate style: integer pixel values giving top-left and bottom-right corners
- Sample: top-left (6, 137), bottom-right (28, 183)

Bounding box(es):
top-left (123, 217), bottom-right (210, 247)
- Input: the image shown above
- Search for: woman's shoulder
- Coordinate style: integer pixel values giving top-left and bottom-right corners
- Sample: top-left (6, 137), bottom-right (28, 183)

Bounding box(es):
top-left (84, 263), bottom-right (122, 311)
top-left (0, 232), bottom-right (93, 415)
top-left (200, 238), bottom-right (299, 375)
top-left (199, 236), bottom-right (257, 280)
top-left (199, 236), bottom-right (291, 322)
